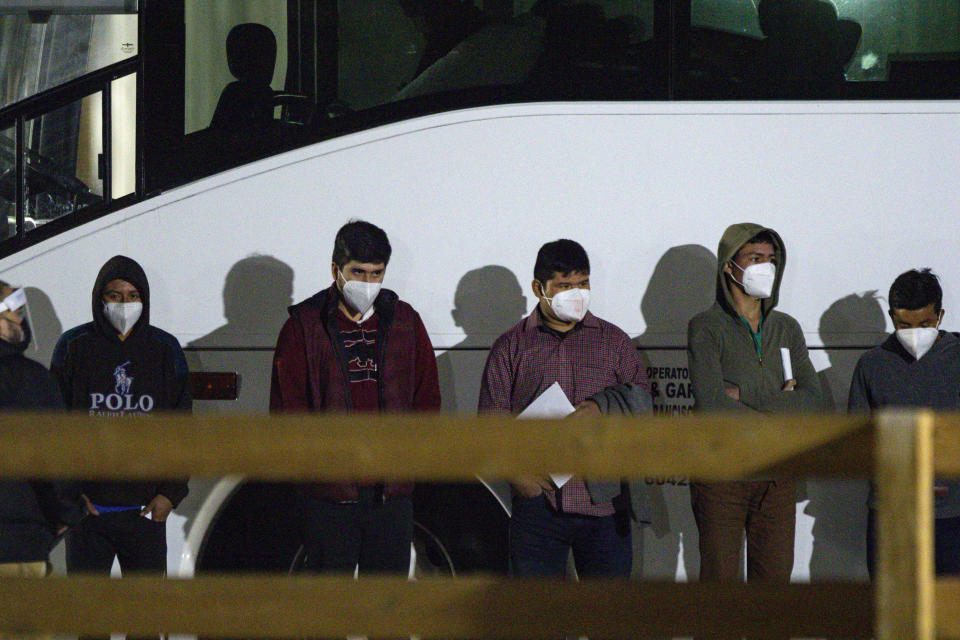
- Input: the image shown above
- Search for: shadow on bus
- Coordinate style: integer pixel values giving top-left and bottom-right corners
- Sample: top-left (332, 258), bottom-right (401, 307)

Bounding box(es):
top-left (633, 243), bottom-right (716, 581)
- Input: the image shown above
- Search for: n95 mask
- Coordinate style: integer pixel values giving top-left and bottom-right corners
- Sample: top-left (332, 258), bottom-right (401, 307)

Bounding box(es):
top-left (896, 326), bottom-right (939, 360)
top-left (104, 301), bottom-right (142, 335)
top-left (542, 287), bottom-right (590, 323)
top-left (731, 261), bottom-right (776, 299)
top-left (338, 270), bottom-right (381, 316)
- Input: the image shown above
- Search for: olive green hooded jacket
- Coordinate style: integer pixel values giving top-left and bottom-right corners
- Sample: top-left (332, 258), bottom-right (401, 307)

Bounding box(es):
top-left (687, 223), bottom-right (825, 413)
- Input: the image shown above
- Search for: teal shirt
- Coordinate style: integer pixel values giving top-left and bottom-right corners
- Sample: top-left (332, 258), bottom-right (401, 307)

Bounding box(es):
top-left (740, 316), bottom-right (763, 359)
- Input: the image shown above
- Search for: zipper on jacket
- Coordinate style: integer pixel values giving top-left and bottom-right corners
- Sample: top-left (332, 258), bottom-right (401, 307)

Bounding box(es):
top-left (738, 317), bottom-right (763, 367)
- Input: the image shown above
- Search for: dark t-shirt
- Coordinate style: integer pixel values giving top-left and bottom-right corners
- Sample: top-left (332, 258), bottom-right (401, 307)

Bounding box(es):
top-left (336, 312), bottom-right (379, 412)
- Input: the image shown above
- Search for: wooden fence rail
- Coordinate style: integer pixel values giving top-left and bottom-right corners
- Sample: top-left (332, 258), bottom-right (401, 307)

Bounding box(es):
top-left (938, 578), bottom-right (960, 639)
top-left (0, 576), bottom-right (875, 639)
top-left (0, 412), bottom-right (875, 480)
top-left (0, 409), bottom-right (956, 639)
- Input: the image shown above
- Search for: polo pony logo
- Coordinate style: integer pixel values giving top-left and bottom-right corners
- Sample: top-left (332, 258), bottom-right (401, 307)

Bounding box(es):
top-left (90, 361), bottom-right (154, 414)
top-left (113, 361), bottom-right (134, 395)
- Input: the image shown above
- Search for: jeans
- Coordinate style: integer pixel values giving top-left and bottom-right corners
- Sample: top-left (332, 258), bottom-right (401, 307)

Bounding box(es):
top-left (509, 493), bottom-right (632, 578)
top-left (66, 510), bottom-right (166, 575)
top-left (66, 510), bottom-right (166, 640)
top-left (299, 488), bottom-right (413, 575)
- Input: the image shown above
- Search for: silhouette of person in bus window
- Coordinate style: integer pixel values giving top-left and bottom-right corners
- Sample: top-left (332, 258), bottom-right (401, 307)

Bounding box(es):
top-left (756, 0), bottom-right (861, 89)
top-left (210, 23), bottom-right (278, 131)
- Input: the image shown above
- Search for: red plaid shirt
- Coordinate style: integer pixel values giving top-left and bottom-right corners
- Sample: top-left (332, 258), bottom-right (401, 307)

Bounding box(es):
top-left (478, 307), bottom-right (648, 516)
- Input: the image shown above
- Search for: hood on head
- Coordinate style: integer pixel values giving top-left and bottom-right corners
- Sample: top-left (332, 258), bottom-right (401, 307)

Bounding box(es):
top-left (716, 223), bottom-right (786, 318)
top-left (92, 255), bottom-right (150, 338)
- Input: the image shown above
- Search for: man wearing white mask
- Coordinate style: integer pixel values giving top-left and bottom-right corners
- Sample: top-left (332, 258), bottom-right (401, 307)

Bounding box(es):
top-left (271, 220), bottom-right (440, 575)
top-left (687, 224), bottom-right (824, 584)
top-left (849, 268), bottom-right (960, 575)
top-left (51, 255), bottom-right (191, 585)
top-left (479, 239), bottom-right (649, 577)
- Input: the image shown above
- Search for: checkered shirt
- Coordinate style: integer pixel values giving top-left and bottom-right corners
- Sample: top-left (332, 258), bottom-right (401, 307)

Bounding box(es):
top-left (478, 308), bottom-right (649, 516)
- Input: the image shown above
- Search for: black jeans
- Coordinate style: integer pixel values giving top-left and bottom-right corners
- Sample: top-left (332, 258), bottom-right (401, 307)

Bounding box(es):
top-left (299, 489), bottom-right (413, 575)
top-left (66, 510), bottom-right (166, 640)
top-left (509, 493), bottom-right (632, 578)
top-left (66, 510), bottom-right (166, 575)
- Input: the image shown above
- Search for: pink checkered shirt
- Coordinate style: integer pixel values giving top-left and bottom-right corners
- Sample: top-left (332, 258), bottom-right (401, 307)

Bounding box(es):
top-left (478, 307), bottom-right (649, 516)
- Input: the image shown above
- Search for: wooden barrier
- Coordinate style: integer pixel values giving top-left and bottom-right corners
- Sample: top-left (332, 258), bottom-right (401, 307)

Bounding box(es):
top-left (0, 409), bottom-right (955, 639)
top-left (0, 412), bottom-right (872, 480)
top-left (0, 576), bottom-right (875, 639)
top-left (875, 410), bottom-right (935, 639)
top-left (938, 578), bottom-right (960, 639)
top-left (935, 416), bottom-right (960, 475)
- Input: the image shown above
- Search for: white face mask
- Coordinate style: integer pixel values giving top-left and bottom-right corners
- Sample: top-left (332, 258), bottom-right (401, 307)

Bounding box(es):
top-left (104, 301), bottom-right (142, 335)
top-left (731, 261), bottom-right (776, 299)
top-left (541, 284), bottom-right (590, 323)
top-left (338, 270), bottom-right (381, 317)
top-left (896, 326), bottom-right (940, 360)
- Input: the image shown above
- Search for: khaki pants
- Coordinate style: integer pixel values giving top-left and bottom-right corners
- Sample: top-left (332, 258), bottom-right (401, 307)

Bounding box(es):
top-left (690, 480), bottom-right (796, 582)
top-left (0, 561), bottom-right (51, 640)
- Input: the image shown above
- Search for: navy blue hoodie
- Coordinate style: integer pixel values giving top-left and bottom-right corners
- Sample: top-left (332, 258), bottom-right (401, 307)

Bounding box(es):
top-left (0, 314), bottom-right (84, 562)
top-left (50, 255), bottom-right (191, 508)
top-left (849, 330), bottom-right (960, 518)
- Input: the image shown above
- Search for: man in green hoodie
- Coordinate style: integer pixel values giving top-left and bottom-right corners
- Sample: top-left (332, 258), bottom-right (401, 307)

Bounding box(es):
top-left (687, 223), bottom-right (825, 582)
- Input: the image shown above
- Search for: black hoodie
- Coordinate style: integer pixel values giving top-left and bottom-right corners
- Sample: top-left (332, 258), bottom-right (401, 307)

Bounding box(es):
top-left (0, 317), bottom-right (84, 562)
top-left (50, 255), bottom-right (191, 508)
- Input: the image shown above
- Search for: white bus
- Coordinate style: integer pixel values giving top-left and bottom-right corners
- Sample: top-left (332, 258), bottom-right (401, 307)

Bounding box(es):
top-left (1, 0), bottom-right (958, 583)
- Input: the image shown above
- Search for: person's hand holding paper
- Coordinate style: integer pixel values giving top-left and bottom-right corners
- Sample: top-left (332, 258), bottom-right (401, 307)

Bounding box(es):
top-left (517, 382), bottom-right (575, 489)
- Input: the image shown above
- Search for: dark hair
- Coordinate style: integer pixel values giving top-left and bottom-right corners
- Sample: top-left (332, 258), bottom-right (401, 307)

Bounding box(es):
top-left (889, 268), bottom-right (942, 312)
top-left (534, 239), bottom-right (590, 283)
top-left (745, 230), bottom-right (777, 247)
top-left (332, 220), bottom-right (392, 268)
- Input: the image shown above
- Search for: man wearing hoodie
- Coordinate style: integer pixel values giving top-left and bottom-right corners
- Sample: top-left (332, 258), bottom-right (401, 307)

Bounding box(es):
top-left (687, 223), bottom-right (824, 583)
top-left (271, 220), bottom-right (440, 575)
top-left (51, 255), bottom-right (191, 578)
top-left (0, 281), bottom-right (84, 577)
top-left (849, 268), bottom-right (960, 575)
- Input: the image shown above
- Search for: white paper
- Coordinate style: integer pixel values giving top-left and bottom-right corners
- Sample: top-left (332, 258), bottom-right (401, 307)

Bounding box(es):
top-left (780, 347), bottom-right (793, 385)
top-left (518, 382), bottom-right (575, 488)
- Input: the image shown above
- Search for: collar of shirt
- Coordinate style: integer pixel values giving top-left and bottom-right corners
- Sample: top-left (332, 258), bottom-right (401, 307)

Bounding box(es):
top-left (339, 304), bottom-right (377, 325)
top-left (738, 315), bottom-right (763, 358)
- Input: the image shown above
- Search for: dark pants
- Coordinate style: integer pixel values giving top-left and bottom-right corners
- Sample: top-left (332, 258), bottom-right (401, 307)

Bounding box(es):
top-left (299, 489), bottom-right (413, 575)
top-left (66, 510), bottom-right (166, 575)
top-left (866, 510), bottom-right (960, 576)
top-left (509, 494), bottom-right (632, 578)
top-left (66, 510), bottom-right (166, 640)
top-left (690, 481), bottom-right (795, 582)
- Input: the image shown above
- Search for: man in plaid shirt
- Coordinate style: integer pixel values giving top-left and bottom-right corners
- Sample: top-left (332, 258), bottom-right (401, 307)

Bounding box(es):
top-left (478, 239), bottom-right (650, 577)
